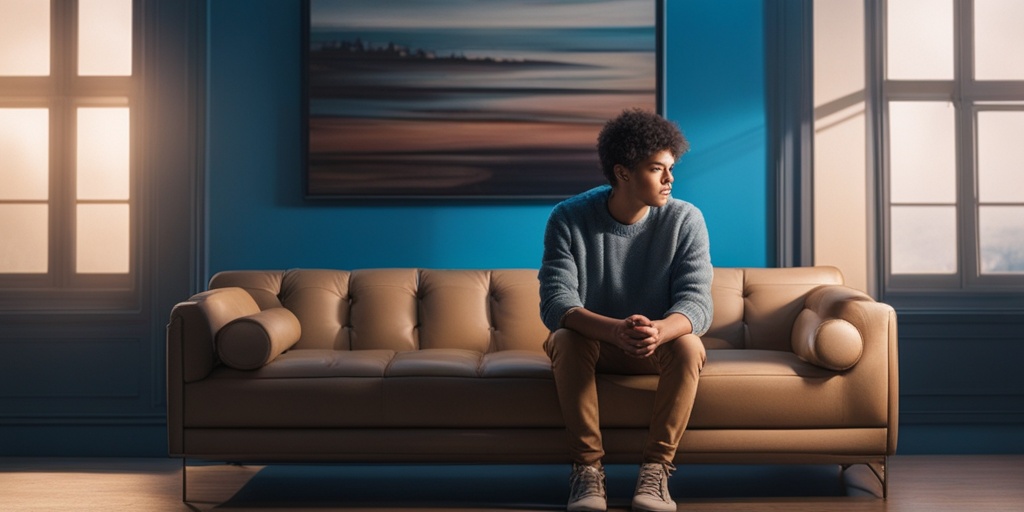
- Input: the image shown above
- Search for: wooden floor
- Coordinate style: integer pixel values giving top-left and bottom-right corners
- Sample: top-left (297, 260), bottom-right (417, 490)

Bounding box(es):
top-left (0, 456), bottom-right (1022, 511)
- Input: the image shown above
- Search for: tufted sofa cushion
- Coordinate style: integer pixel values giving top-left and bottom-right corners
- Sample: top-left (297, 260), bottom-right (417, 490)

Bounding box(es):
top-left (703, 267), bottom-right (845, 350)
top-left (208, 268), bottom-right (552, 353)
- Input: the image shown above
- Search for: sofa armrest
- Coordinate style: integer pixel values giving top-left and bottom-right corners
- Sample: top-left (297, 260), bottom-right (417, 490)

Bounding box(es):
top-left (167, 287), bottom-right (262, 382)
top-left (167, 287), bottom-right (261, 457)
top-left (792, 284), bottom-right (899, 454)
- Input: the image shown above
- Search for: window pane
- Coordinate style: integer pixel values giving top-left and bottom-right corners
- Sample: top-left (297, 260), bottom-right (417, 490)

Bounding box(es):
top-left (78, 0), bottom-right (132, 76)
top-left (980, 206), bottom-right (1024, 274)
top-left (76, 204), bottom-right (129, 274)
top-left (77, 107), bottom-right (130, 200)
top-left (977, 111), bottom-right (1024, 203)
top-left (980, 207), bottom-right (1024, 274)
top-left (887, 0), bottom-right (954, 80)
top-left (0, 108), bottom-right (49, 200)
top-left (891, 206), bottom-right (957, 274)
top-left (0, 0), bottom-right (49, 76)
top-left (0, 204), bottom-right (48, 273)
top-left (975, 0), bottom-right (1024, 80)
top-left (889, 102), bottom-right (957, 203)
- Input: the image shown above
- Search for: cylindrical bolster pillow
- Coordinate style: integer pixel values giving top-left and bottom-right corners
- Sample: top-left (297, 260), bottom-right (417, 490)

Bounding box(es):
top-left (791, 309), bottom-right (864, 371)
top-left (216, 308), bottom-right (301, 370)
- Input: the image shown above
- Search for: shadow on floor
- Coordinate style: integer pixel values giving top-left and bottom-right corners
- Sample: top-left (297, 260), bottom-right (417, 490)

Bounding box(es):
top-left (211, 463), bottom-right (848, 509)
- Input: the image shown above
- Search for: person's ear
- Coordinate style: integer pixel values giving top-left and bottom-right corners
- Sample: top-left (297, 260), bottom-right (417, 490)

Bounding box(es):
top-left (614, 164), bottom-right (630, 182)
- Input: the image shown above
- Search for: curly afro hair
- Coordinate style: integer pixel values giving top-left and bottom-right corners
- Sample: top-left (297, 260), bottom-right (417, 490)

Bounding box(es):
top-left (596, 108), bottom-right (688, 185)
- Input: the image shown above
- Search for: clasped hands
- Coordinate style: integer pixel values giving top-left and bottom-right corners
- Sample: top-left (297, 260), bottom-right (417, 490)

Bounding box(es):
top-left (613, 314), bottom-right (663, 358)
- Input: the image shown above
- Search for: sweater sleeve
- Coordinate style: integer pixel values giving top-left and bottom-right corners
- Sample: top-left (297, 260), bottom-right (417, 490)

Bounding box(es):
top-left (666, 208), bottom-right (714, 336)
top-left (538, 208), bottom-right (584, 332)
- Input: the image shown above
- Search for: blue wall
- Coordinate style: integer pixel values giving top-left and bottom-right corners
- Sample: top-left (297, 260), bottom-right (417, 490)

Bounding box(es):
top-left (665, 1), bottom-right (767, 268)
top-left (206, 1), bottom-right (767, 276)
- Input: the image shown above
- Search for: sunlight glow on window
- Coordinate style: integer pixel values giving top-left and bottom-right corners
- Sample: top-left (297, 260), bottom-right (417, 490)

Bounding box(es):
top-left (76, 204), bottom-right (130, 274)
top-left (77, 107), bottom-right (130, 200)
top-left (78, 0), bottom-right (133, 76)
top-left (977, 111), bottom-right (1024, 274)
top-left (979, 206), bottom-right (1024, 274)
top-left (891, 206), bottom-right (958, 274)
top-left (887, 0), bottom-right (953, 80)
top-left (0, 1), bottom-right (136, 285)
top-left (889, 102), bottom-right (957, 203)
top-left (0, 0), bottom-right (49, 76)
top-left (76, 106), bottom-right (130, 275)
top-left (0, 108), bottom-right (49, 200)
top-left (977, 111), bottom-right (1024, 203)
top-left (974, 0), bottom-right (1024, 80)
top-left (0, 205), bottom-right (48, 273)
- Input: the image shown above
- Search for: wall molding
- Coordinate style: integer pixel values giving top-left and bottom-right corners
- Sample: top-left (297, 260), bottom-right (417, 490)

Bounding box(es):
top-left (901, 394), bottom-right (1024, 425)
top-left (0, 413), bottom-right (166, 426)
top-left (896, 309), bottom-right (1024, 428)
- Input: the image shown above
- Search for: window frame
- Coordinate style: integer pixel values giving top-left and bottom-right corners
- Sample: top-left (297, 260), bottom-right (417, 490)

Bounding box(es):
top-left (0, 0), bottom-right (142, 311)
top-left (875, 0), bottom-right (1024, 309)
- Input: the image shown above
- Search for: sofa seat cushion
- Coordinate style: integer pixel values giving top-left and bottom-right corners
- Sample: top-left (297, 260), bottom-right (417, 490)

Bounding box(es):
top-left (383, 349), bottom-right (553, 379)
top-left (598, 349), bottom-right (881, 429)
top-left (183, 349), bottom-right (562, 429)
top-left (386, 349), bottom-right (482, 377)
top-left (183, 348), bottom-right (879, 430)
top-left (480, 350), bottom-right (553, 378)
top-left (241, 349), bottom-right (395, 378)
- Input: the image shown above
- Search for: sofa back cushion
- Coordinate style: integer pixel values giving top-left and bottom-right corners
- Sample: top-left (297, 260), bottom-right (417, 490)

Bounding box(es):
top-left (210, 269), bottom-right (352, 350)
top-left (209, 266), bottom-right (845, 353)
top-left (209, 268), bottom-right (551, 353)
top-left (348, 269), bottom-right (419, 351)
top-left (416, 269), bottom-right (549, 352)
top-left (705, 267), bottom-right (845, 351)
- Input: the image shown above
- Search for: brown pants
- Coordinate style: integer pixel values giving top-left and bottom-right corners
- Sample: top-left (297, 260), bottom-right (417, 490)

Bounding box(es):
top-left (544, 328), bottom-right (706, 466)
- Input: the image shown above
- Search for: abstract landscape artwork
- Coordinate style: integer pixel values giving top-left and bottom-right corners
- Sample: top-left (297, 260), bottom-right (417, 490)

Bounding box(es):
top-left (304, 0), bottom-right (662, 199)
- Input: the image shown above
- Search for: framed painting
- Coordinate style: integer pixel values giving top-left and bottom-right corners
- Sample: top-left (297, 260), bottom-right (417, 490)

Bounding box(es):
top-left (303, 0), bottom-right (664, 199)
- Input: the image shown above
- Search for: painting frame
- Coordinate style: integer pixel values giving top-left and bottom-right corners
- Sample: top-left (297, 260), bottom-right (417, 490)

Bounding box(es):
top-left (302, 0), bottom-right (665, 200)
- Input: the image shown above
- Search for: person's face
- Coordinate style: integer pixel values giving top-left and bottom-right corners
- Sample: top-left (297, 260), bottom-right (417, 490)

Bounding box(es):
top-left (615, 149), bottom-right (676, 207)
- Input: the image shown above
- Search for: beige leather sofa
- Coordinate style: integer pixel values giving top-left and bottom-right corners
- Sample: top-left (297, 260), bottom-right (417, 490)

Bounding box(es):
top-left (167, 266), bottom-right (898, 495)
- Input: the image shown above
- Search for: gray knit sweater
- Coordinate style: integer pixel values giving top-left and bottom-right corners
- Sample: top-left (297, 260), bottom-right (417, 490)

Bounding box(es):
top-left (539, 185), bottom-right (714, 335)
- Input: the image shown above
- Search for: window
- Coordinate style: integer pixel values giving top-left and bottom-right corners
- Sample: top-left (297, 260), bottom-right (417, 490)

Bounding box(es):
top-left (0, 0), bottom-right (137, 307)
top-left (880, 0), bottom-right (1024, 298)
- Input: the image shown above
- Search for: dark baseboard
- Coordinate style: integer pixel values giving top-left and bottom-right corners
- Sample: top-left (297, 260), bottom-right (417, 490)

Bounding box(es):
top-left (896, 424), bottom-right (1024, 455)
top-left (0, 424), bottom-right (168, 457)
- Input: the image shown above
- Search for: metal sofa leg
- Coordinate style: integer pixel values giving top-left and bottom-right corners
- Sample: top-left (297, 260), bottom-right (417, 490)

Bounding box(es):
top-left (865, 457), bottom-right (888, 499)
top-left (841, 457), bottom-right (888, 498)
top-left (181, 458), bottom-right (188, 503)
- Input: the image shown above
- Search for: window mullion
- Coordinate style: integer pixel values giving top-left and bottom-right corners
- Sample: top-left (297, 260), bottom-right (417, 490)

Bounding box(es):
top-left (885, 81), bottom-right (955, 98)
top-left (56, 0), bottom-right (78, 287)
top-left (952, 0), bottom-right (967, 289)
top-left (957, 101), bottom-right (977, 289)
